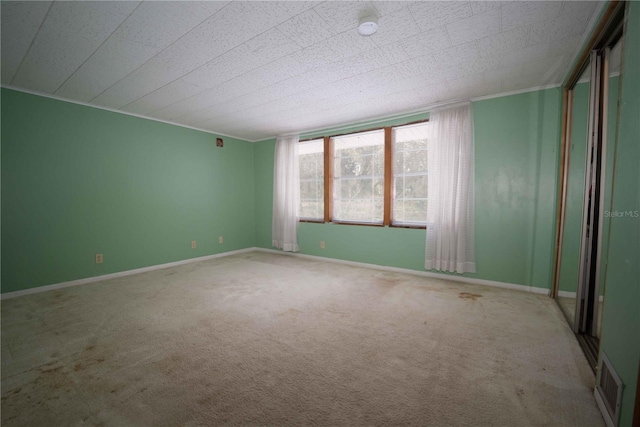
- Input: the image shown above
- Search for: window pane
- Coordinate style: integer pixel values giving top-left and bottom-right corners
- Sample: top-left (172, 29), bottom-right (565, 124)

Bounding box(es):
top-left (395, 175), bottom-right (428, 199)
top-left (299, 139), bottom-right (324, 220)
top-left (333, 129), bottom-right (384, 223)
top-left (394, 199), bottom-right (428, 224)
top-left (301, 180), bottom-right (321, 198)
top-left (394, 148), bottom-right (427, 173)
top-left (393, 122), bottom-right (428, 225)
top-left (301, 201), bottom-right (323, 219)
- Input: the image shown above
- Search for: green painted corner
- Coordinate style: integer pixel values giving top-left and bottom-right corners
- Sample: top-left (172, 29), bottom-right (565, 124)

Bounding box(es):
top-left (255, 88), bottom-right (563, 289)
top-left (1, 88), bottom-right (255, 293)
top-left (253, 138), bottom-right (275, 250)
top-left (473, 87), bottom-right (562, 289)
top-left (1, 85), bottom-right (564, 293)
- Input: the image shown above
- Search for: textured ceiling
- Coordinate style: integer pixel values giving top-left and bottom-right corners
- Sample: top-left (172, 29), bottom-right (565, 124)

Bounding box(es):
top-left (1, 1), bottom-right (603, 141)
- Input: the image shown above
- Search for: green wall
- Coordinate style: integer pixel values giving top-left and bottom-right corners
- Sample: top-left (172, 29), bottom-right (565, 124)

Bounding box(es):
top-left (255, 88), bottom-right (563, 289)
top-left (1, 88), bottom-right (255, 293)
top-left (598, 2), bottom-right (640, 425)
top-left (473, 88), bottom-right (561, 288)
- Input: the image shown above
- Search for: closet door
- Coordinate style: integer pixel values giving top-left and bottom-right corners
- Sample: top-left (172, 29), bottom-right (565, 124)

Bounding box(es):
top-left (554, 14), bottom-right (624, 367)
top-left (556, 60), bottom-right (593, 331)
top-left (577, 51), bottom-right (602, 333)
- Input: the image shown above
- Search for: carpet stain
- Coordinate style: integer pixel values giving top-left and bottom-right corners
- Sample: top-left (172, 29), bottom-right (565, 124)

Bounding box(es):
top-left (325, 309), bottom-right (349, 318)
top-left (0, 252), bottom-right (605, 427)
top-left (278, 308), bottom-right (302, 317)
top-left (2, 360), bottom-right (76, 421)
top-left (459, 292), bottom-right (483, 300)
top-left (374, 277), bottom-right (403, 287)
top-left (52, 291), bottom-right (75, 302)
top-left (38, 365), bottom-right (63, 374)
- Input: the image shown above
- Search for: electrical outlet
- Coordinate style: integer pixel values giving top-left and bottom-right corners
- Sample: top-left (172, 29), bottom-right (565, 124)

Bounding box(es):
top-left (95, 254), bottom-right (103, 264)
top-left (320, 241), bottom-right (325, 249)
top-left (191, 240), bottom-right (196, 249)
top-left (219, 236), bottom-right (224, 244)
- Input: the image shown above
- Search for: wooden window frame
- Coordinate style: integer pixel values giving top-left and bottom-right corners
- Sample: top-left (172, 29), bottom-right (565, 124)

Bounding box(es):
top-left (388, 121), bottom-right (430, 229)
top-left (298, 137), bottom-right (326, 223)
top-left (323, 136), bottom-right (332, 223)
top-left (298, 119), bottom-right (428, 229)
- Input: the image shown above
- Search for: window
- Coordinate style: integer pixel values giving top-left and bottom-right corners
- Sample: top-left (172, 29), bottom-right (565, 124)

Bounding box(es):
top-left (298, 138), bottom-right (324, 221)
top-left (392, 123), bottom-right (428, 226)
top-left (297, 120), bottom-right (428, 228)
top-left (332, 129), bottom-right (385, 224)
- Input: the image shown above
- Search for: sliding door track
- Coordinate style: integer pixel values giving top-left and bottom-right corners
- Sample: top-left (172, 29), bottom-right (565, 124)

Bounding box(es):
top-left (576, 333), bottom-right (599, 374)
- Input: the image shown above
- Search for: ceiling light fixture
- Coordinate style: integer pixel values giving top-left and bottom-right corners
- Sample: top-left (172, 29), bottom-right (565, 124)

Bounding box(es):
top-left (357, 15), bottom-right (378, 36)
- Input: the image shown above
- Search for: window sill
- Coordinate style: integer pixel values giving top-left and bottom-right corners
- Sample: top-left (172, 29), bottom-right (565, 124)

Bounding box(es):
top-left (390, 223), bottom-right (427, 230)
top-left (331, 221), bottom-right (384, 227)
top-left (297, 220), bottom-right (427, 230)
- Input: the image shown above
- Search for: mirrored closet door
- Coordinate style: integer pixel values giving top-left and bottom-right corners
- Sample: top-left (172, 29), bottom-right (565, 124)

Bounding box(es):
top-left (554, 6), bottom-right (624, 367)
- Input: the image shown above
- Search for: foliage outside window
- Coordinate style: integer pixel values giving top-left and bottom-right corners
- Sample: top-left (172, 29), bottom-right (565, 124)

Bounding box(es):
top-left (332, 130), bottom-right (385, 224)
top-left (392, 123), bottom-right (428, 226)
top-left (297, 120), bottom-right (428, 228)
top-left (299, 138), bottom-right (324, 220)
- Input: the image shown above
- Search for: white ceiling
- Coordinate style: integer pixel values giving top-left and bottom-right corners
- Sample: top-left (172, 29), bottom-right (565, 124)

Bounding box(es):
top-left (1, 1), bottom-right (603, 141)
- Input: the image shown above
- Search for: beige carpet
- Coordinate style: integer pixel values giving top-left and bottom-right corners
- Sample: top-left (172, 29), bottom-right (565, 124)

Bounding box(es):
top-left (1, 251), bottom-right (604, 426)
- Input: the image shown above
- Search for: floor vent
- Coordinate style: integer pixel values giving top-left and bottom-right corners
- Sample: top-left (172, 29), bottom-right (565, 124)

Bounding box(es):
top-left (594, 352), bottom-right (623, 427)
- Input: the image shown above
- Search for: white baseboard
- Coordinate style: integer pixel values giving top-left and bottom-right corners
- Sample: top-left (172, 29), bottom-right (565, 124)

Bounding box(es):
top-left (2, 247), bottom-right (553, 300)
top-left (557, 290), bottom-right (604, 302)
top-left (558, 290), bottom-right (577, 298)
top-left (254, 248), bottom-right (551, 296)
top-left (0, 248), bottom-right (255, 300)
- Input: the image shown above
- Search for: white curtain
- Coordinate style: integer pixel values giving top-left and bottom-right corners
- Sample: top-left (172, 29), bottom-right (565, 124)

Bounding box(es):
top-left (272, 134), bottom-right (300, 252)
top-left (425, 103), bottom-right (476, 274)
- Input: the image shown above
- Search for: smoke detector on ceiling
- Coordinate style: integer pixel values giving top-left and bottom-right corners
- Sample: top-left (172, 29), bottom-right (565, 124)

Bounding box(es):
top-left (358, 15), bottom-right (378, 36)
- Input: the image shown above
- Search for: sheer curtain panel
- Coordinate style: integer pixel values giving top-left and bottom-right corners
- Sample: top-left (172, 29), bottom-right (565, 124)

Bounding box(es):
top-left (425, 103), bottom-right (476, 273)
top-left (272, 134), bottom-right (300, 252)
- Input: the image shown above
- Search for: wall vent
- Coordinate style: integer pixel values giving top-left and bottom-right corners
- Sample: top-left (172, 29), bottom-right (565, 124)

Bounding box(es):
top-left (594, 352), bottom-right (623, 427)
